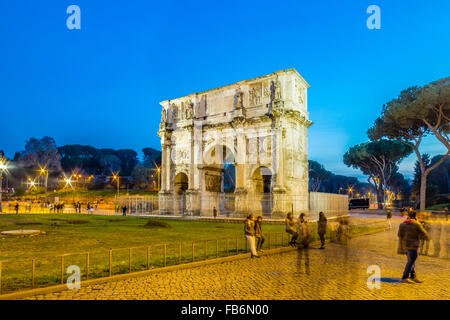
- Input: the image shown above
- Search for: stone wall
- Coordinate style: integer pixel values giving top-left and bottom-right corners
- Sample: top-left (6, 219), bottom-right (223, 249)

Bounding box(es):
top-left (309, 192), bottom-right (348, 219)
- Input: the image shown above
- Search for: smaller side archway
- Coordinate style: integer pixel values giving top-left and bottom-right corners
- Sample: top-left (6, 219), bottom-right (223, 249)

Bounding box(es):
top-left (174, 172), bottom-right (189, 214)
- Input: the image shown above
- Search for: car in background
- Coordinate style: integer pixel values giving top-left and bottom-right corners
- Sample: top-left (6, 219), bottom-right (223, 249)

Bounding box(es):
top-left (349, 198), bottom-right (370, 210)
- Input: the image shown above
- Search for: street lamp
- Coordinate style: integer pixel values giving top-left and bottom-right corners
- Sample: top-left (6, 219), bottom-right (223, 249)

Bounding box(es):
top-left (0, 156), bottom-right (8, 213)
top-left (112, 171), bottom-right (120, 196)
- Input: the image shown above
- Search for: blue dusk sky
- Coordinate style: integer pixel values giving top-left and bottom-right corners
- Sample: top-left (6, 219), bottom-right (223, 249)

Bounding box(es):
top-left (0, 0), bottom-right (449, 180)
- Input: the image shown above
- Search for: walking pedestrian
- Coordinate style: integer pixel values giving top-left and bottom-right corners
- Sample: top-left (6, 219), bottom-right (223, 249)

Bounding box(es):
top-left (297, 213), bottom-right (312, 248)
top-left (317, 212), bottom-right (327, 249)
top-left (255, 216), bottom-right (265, 252)
top-left (387, 209), bottom-right (392, 229)
top-left (244, 214), bottom-right (259, 258)
top-left (285, 212), bottom-right (298, 247)
top-left (397, 210), bottom-right (429, 283)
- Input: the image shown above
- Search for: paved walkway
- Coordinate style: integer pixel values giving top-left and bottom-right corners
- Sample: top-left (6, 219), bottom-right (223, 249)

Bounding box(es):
top-left (27, 219), bottom-right (449, 300)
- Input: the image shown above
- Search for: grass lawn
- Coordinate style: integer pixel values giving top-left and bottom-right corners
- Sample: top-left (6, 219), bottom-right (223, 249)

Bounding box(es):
top-left (0, 214), bottom-right (285, 261)
top-left (0, 214), bottom-right (385, 294)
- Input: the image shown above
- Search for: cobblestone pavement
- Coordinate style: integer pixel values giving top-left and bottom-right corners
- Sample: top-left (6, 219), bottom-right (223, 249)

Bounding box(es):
top-left (28, 219), bottom-right (449, 300)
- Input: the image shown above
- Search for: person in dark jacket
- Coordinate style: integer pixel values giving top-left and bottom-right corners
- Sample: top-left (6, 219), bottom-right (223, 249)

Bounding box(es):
top-left (244, 214), bottom-right (259, 258)
top-left (255, 216), bottom-right (265, 252)
top-left (398, 210), bottom-right (429, 283)
top-left (317, 212), bottom-right (327, 249)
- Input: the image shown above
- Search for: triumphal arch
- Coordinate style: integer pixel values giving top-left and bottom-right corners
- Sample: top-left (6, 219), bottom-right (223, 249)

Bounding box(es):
top-left (158, 69), bottom-right (312, 217)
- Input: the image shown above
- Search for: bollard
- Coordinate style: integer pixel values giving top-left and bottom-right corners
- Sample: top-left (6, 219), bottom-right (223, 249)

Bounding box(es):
top-left (129, 248), bottom-right (132, 273)
top-left (147, 247), bottom-right (150, 270)
top-left (109, 250), bottom-right (112, 277)
top-left (86, 253), bottom-right (90, 280)
top-left (60, 256), bottom-right (64, 284)
top-left (163, 244), bottom-right (167, 267)
top-left (32, 259), bottom-right (35, 288)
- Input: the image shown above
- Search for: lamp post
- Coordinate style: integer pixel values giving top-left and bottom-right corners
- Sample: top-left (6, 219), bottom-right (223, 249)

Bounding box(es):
top-left (112, 172), bottom-right (120, 196)
top-left (0, 157), bottom-right (7, 213)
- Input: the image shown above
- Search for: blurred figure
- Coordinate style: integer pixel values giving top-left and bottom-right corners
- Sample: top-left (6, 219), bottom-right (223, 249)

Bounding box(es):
top-left (255, 216), bottom-right (265, 252)
top-left (419, 214), bottom-right (431, 255)
top-left (213, 207), bottom-right (217, 219)
top-left (336, 217), bottom-right (350, 244)
top-left (398, 210), bottom-right (429, 283)
top-left (429, 215), bottom-right (442, 257)
top-left (244, 214), bottom-right (259, 258)
top-left (317, 212), bottom-right (327, 249)
top-left (386, 209), bottom-right (392, 229)
top-left (285, 212), bottom-right (298, 247)
top-left (297, 213), bottom-right (312, 248)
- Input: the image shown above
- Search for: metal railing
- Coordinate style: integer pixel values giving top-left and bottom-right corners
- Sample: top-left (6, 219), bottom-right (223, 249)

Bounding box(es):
top-left (0, 220), bottom-right (389, 295)
top-left (0, 232), bottom-right (291, 295)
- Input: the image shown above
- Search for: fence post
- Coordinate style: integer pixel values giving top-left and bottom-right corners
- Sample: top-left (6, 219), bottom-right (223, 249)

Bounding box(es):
top-left (147, 246), bottom-right (150, 270)
top-left (109, 250), bottom-right (112, 277)
top-left (179, 242), bottom-right (182, 264)
top-left (163, 244), bottom-right (167, 267)
top-left (32, 259), bottom-right (35, 288)
top-left (216, 240), bottom-right (218, 258)
top-left (204, 240), bottom-right (207, 260)
top-left (192, 242), bottom-right (195, 262)
top-left (86, 253), bottom-right (90, 280)
top-left (60, 255), bottom-right (64, 284)
top-left (129, 248), bottom-right (132, 273)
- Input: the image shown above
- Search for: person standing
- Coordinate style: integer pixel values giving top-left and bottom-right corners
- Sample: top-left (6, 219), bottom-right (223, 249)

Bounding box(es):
top-left (398, 210), bottom-right (429, 283)
top-left (213, 207), bottom-right (217, 219)
top-left (285, 212), bottom-right (298, 247)
top-left (14, 200), bottom-right (19, 214)
top-left (387, 209), bottom-right (393, 229)
top-left (244, 214), bottom-right (259, 258)
top-left (255, 216), bottom-right (265, 252)
top-left (317, 212), bottom-right (328, 249)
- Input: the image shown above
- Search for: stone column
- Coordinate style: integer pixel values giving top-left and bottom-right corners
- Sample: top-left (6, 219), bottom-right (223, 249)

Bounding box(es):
top-left (158, 131), bottom-right (173, 215)
top-left (233, 120), bottom-right (248, 216)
